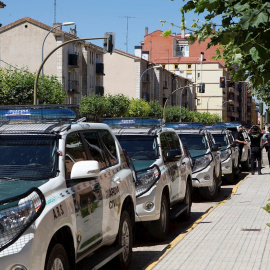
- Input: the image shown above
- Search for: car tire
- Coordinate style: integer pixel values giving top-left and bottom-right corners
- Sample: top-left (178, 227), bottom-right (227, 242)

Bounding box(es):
top-left (182, 181), bottom-right (192, 221)
top-left (113, 210), bottom-right (133, 270)
top-left (149, 193), bottom-right (169, 241)
top-left (45, 243), bottom-right (70, 270)
top-left (200, 169), bottom-right (219, 200)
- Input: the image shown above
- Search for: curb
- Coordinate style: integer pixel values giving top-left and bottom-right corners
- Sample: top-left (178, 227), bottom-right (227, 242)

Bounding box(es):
top-left (145, 173), bottom-right (251, 270)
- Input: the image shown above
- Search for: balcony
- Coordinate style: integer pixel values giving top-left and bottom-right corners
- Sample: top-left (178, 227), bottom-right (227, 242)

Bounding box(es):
top-left (68, 80), bottom-right (79, 93)
top-left (227, 111), bottom-right (238, 118)
top-left (68, 53), bottom-right (79, 67)
top-left (95, 86), bottom-right (104, 96)
top-left (96, 63), bottom-right (105, 75)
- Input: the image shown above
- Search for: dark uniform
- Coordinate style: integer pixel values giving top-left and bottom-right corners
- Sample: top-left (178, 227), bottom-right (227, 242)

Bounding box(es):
top-left (236, 129), bottom-right (245, 163)
top-left (248, 127), bottom-right (263, 175)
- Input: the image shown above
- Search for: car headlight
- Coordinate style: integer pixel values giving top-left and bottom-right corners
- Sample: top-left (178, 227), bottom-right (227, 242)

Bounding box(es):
top-left (135, 165), bottom-right (161, 198)
top-left (0, 187), bottom-right (45, 253)
top-left (192, 153), bottom-right (212, 173)
top-left (220, 149), bottom-right (231, 162)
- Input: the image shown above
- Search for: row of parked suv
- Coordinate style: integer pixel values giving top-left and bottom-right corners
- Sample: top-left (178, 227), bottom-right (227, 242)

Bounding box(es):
top-left (0, 108), bottom-right (248, 270)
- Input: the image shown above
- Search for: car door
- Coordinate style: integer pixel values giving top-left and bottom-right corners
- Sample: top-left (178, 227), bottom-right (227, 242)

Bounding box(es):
top-left (65, 131), bottom-right (104, 259)
top-left (207, 133), bottom-right (220, 177)
top-left (228, 132), bottom-right (239, 167)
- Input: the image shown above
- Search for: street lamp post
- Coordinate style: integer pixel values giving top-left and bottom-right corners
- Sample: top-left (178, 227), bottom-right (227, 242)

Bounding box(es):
top-left (34, 36), bottom-right (109, 105)
top-left (41, 21), bottom-right (75, 76)
top-left (140, 65), bottom-right (161, 100)
top-left (220, 99), bottom-right (233, 121)
top-left (163, 83), bottom-right (199, 124)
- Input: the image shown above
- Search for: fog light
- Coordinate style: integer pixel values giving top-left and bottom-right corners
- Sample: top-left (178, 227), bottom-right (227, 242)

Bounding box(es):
top-left (11, 265), bottom-right (28, 270)
top-left (204, 175), bottom-right (210, 180)
top-left (144, 201), bottom-right (154, 211)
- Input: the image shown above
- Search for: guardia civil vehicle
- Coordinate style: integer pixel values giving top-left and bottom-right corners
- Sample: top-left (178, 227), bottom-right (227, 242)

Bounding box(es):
top-left (0, 106), bottom-right (136, 270)
top-left (104, 119), bottom-right (193, 242)
top-left (166, 123), bottom-right (222, 200)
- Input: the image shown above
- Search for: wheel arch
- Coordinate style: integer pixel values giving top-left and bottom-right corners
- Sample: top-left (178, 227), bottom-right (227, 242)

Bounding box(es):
top-left (45, 225), bottom-right (76, 269)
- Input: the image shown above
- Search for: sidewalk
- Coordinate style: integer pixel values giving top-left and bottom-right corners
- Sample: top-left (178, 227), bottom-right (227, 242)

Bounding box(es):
top-left (149, 167), bottom-right (270, 270)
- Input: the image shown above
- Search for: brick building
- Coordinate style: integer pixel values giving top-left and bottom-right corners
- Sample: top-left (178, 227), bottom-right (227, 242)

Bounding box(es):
top-left (139, 27), bottom-right (253, 123)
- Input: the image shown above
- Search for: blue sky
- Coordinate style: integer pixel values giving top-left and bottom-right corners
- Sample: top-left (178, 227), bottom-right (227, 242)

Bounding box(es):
top-left (0, 0), bottom-right (203, 54)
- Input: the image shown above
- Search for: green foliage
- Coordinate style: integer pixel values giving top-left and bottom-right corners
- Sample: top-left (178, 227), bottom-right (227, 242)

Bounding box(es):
top-left (79, 95), bottom-right (106, 118)
top-left (104, 94), bottom-right (130, 117)
top-left (0, 67), bottom-right (65, 105)
top-left (178, 0), bottom-right (270, 102)
top-left (127, 98), bottom-right (150, 117)
top-left (263, 199), bottom-right (270, 227)
top-left (148, 100), bottom-right (163, 118)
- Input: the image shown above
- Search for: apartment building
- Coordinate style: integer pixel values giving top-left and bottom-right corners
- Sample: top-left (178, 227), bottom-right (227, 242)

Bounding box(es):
top-left (103, 48), bottom-right (196, 110)
top-left (0, 17), bottom-right (104, 105)
top-left (140, 27), bottom-right (253, 123)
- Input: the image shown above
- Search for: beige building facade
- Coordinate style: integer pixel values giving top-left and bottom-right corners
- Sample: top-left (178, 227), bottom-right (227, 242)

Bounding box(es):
top-left (104, 49), bottom-right (196, 110)
top-left (0, 17), bottom-right (104, 105)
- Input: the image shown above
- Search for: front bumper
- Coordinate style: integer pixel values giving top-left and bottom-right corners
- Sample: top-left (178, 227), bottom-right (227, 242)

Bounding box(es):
top-left (191, 165), bottom-right (213, 188)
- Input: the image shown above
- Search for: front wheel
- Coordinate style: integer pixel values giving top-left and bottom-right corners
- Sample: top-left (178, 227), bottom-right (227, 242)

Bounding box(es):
top-left (199, 169), bottom-right (219, 200)
top-left (45, 243), bottom-right (70, 270)
top-left (113, 210), bottom-right (133, 270)
top-left (148, 193), bottom-right (169, 241)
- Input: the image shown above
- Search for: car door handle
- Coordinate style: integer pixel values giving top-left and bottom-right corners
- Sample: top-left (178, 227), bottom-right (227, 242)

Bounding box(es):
top-left (113, 176), bottom-right (121, 184)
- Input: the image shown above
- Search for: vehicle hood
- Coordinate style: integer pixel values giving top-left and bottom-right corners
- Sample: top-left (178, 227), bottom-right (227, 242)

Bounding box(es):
top-left (189, 149), bottom-right (208, 158)
top-left (0, 180), bottom-right (48, 201)
top-left (132, 160), bottom-right (155, 171)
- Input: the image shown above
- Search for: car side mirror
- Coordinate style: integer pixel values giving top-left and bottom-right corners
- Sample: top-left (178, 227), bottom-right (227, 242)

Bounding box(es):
top-left (211, 143), bottom-right (222, 152)
top-left (166, 149), bottom-right (182, 162)
top-left (71, 160), bottom-right (100, 180)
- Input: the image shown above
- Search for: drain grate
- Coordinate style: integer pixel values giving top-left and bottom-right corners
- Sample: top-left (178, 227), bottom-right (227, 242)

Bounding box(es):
top-left (241, 228), bottom-right (261, 232)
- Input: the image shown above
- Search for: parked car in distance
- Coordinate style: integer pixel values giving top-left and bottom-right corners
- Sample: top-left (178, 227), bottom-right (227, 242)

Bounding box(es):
top-left (104, 118), bottom-right (193, 241)
top-left (209, 128), bottom-right (240, 184)
top-left (166, 123), bottom-right (222, 201)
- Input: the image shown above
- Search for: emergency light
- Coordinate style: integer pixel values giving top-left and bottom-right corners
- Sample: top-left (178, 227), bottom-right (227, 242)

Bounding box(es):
top-left (0, 107), bottom-right (76, 121)
top-left (103, 118), bottom-right (160, 127)
top-left (165, 123), bottom-right (205, 129)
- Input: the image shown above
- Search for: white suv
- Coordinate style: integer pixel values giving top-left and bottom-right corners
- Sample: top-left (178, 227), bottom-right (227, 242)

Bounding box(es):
top-left (166, 123), bottom-right (222, 200)
top-left (209, 128), bottom-right (239, 184)
top-left (0, 106), bottom-right (136, 270)
top-left (104, 119), bottom-right (193, 241)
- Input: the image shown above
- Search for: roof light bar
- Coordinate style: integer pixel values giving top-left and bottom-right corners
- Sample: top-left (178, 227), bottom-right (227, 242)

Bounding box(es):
top-left (103, 119), bottom-right (161, 127)
top-left (0, 108), bottom-right (76, 121)
top-left (165, 123), bottom-right (205, 129)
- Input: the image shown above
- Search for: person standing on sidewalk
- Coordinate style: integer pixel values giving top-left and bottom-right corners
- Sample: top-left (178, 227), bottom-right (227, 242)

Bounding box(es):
top-left (235, 125), bottom-right (249, 167)
top-left (247, 125), bottom-right (264, 175)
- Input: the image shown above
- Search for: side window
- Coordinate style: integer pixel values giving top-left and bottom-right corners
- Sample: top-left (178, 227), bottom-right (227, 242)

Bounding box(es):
top-left (65, 133), bottom-right (86, 179)
top-left (160, 133), bottom-right (170, 160)
top-left (98, 130), bottom-right (118, 166)
top-left (206, 134), bottom-right (213, 148)
top-left (82, 132), bottom-right (108, 170)
top-left (167, 132), bottom-right (181, 151)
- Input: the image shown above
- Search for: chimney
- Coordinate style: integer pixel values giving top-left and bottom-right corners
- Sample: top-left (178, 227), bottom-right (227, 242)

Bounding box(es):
top-left (200, 52), bottom-right (204, 62)
top-left (69, 25), bottom-right (77, 36)
top-left (145, 27), bottom-right (148, 36)
top-left (134, 46), bottom-right (142, 58)
top-left (53, 23), bottom-right (62, 31)
top-left (142, 51), bottom-right (149, 61)
top-left (181, 28), bottom-right (185, 38)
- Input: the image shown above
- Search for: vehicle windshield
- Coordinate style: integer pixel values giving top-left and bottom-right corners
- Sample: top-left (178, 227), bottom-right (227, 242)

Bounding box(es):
top-left (0, 135), bottom-right (58, 181)
top-left (116, 135), bottom-right (159, 168)
top-left (178, 134), bottom-right (208, 157)
top-left (212, 134), bottom-right (228, 150)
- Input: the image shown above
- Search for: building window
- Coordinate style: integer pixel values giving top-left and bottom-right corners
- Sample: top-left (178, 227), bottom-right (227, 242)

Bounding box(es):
top-left (197, 72), bottom-right (201, 78)
top-left (175, 64), bottom-right (178, 69)
top-left (162, 65), bottom-right (165, 69)
top-left (176, 44), bottom-right (189, 57)
top-left (188, 64), bottom-right (191, 69)
top-left (186, 73), bottom-right (192, 79)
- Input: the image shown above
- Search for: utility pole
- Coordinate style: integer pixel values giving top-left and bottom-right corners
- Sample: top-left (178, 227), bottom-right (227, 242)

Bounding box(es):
top-left (119, 16), bottom-right (136, 53)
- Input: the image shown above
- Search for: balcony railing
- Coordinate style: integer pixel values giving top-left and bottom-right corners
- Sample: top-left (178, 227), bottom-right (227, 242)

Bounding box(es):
top-left (68, 53), bottom-right (79, 67)
top-left (96, 63), bottom-right (105, 75)
top-left (95, 86), bottom-right (104, 96)
top-left (68, 80), bottom-right (79, 93)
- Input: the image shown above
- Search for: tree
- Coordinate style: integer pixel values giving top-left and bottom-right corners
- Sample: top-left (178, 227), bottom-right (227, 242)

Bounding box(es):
top-left (170, 0), bottom-right (270, 103)
top-left (104, 94), bottom-right (130, 117)
top-left (0, 67), bottom-right (66, 104)
top-left (127, 99), bottom-right (150, 117)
